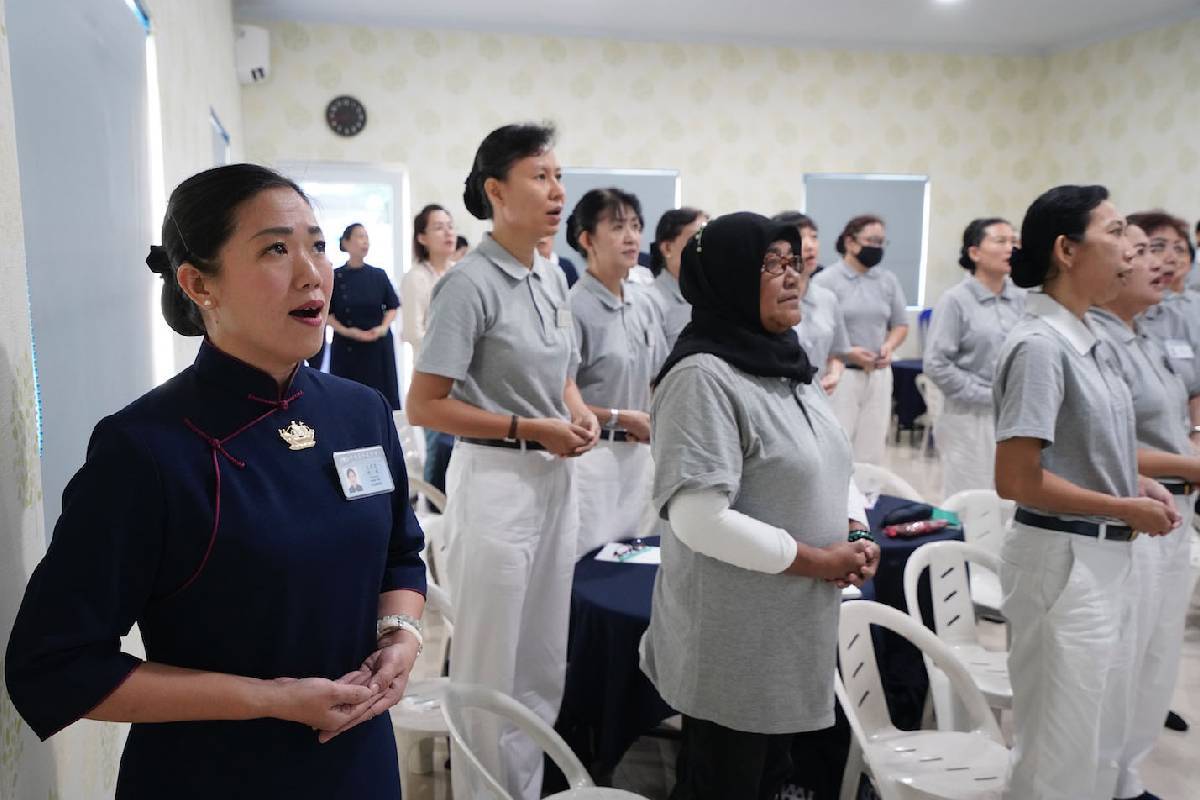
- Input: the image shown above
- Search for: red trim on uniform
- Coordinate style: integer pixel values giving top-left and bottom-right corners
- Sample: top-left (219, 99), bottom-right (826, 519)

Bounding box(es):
top-left (170, 398), bottom-right (300, 600)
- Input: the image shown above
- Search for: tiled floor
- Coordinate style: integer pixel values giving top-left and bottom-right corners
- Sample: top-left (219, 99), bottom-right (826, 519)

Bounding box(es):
top-left (401, 433), bottom-right (1200, 799)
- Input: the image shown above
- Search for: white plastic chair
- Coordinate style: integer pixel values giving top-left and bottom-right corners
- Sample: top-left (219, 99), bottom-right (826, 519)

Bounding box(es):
top-left (902, 541), bottom-right (1011, 733)
top-left (393, 410), bottom-right (427, 480)
top-left (837, 600), bottom-right (1008, 800)
top-left (441, 683), bottom-right (649, 799)
top-left (852, 462), bottom-right (926, 504)
top-left (938, 490), bottom-right (1014, 618)
top-left (913, 374), bottom-right (944, 456)
top-left (390, 580), bottom-right (454, 800)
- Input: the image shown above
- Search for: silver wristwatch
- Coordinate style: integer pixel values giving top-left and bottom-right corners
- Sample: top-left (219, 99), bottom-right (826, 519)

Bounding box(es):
top-left (377, 613), bottom-right (424, 655)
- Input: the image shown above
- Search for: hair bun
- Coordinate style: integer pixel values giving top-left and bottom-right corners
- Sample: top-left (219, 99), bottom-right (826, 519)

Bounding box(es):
top-left (146, 245), bottom-right (172, 277)
top-left (1008, 246), bottom-right (1039, 288)
top-left (462, 169), bottom-right (489, 220)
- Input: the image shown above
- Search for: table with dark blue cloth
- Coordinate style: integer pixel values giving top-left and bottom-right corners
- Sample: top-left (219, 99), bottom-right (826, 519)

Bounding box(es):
top-left (553, 498), bottom-right (963, 794)
top-left (891, 358), bottom-right (926, 433)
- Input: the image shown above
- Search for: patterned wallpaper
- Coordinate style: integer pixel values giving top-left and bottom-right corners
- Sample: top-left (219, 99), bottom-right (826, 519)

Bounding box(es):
top-left (240, 23), bottom-right (1060, 305)
top-left (240, 19), bottom-right (1200, 305)
top-left (1047, 20), bottom-right (1200, 223)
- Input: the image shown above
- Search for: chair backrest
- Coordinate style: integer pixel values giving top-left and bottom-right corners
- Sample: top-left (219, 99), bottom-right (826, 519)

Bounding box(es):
top-left (417, 512), bottom-right (451, 595)
top-left (393, 410), bottom-right (426, 479)
top-left (425, 580), bottom-right (455, 627)
top-left (441, 683), bottom-right (593, 799)
top-left (917, 308), bottom-right (934, 353)
top-left (852, 462), bottom-right (926, 503)
top-left (913, 374), bottom-right (944, 421)
top-left (939, 489), bottom-right (1013, 558)
top-left (838, 600), bottom-right (1003, 743)
top-left (408, 476), bottom-right (447, 514)
top-left (902, 540), bottom-right (1000, 648)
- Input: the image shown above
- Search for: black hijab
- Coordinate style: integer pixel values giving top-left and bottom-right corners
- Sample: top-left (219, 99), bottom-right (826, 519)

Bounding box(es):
top-left (652, 211), bottom-right (816, 387)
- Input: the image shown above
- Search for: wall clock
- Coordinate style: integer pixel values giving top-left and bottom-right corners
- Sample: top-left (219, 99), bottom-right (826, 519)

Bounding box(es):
top-left (326, 95), bottom-right (367, 137)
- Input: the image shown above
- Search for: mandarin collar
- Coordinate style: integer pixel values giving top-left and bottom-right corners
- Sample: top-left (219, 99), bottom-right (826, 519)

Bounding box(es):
top-left (477, 235), bottom-right (549, 283)
top-left (579, 271), bottom-right (630, 311)
top-left (193, 339), bottom-right (302, 402)
top-left (1027, 291), bottom-right (1096, 356)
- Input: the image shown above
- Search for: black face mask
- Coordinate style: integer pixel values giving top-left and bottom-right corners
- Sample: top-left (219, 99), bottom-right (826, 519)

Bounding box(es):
top-left (856, 246), bottom-right (884, 268)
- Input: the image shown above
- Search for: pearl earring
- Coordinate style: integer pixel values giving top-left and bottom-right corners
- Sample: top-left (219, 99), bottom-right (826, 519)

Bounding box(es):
top-left (203, 300), bottom-right (213, 308)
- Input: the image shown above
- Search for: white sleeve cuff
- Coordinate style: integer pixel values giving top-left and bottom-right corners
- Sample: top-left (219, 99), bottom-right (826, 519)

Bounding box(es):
top-left (666, 489), bottom-right (797, 574)
top-left (847, 479), bottom-right (869, 528)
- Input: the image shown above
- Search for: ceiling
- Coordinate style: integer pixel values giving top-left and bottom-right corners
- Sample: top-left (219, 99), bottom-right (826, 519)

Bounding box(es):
top-left (234, 0), bottom-right (1200, 54)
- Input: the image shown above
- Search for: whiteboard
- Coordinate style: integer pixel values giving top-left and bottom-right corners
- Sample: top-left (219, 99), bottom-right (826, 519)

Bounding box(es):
top-left (553, 168), bottom-right (681, 259)
top-left (803, 173), bottom-right (931, 308)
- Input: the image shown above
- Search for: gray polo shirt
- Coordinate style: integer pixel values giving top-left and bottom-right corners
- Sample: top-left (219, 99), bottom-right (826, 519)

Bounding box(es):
top-left (416, 235), bottom-right (578, 420)
top-left (1139, 292), bottom-right (1200, 396)
top-left (1088, 308), bottom-right (1191, 457)
top-left (648, 270), bottom-right (691, 351)
top-left (569, 273), bottom-right (668, 414)
top-left (794, 283), bottom-right (850, 379)
top-left (641, 353), bottom-right (852, 733)
top-left (993, 292), bottom-right (1138, 521)
top-left (810, 259), bottom-right (907, 352)
top-left (925, 275), bottom-right (1027, 413)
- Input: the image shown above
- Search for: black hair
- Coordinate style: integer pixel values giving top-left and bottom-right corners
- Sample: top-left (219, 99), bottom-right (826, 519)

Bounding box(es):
top-left (835, 214), bottom-right (884, 255)
top-left (771, 210), bottom-right (818, 233)
top-left (650, 207), bottom-right (706, 275)
top-left (412, 204), bottom-right (450, 261)
top-left (455, 235), bottom-right (469, 250)
top-left (462, 122), bottom-right (556, 220)
top-left (338, 223), bottom-right (365, 253)
top-left (564, 188), bottom-right (644, 258)
top-left (1011, 185), bottom-right (1109, 288)
top-left (958, 217), bottom-right (1010, 272)
top-left (151, 163), bottom-right (308, 337)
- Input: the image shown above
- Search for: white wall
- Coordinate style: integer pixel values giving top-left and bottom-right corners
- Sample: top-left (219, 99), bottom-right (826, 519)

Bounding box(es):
top-left (142, 0), bottom-right (247, 372)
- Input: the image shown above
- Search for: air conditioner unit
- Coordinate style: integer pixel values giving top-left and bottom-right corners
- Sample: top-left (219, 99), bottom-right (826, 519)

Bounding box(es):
top-left (235, 24), bottom-right (270, 84)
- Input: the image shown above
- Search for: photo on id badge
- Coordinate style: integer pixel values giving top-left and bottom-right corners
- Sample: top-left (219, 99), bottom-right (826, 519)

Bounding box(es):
top-left (334, 445), bottom-right (395, 500)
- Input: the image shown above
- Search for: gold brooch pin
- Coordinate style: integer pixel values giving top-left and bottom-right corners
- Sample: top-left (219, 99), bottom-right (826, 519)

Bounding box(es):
top-left (278, 420), bottom-right (316, 450)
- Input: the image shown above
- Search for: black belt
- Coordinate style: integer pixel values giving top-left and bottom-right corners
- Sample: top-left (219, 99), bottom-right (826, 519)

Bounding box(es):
top-left (600, 429), bottom-right (636, 443)
top-left (1160, 480), bottom-right (1195, 496)
top-left (459, 437), bottom-right (546, 452)
top-left (845, 364), bottom-right (864, 371)
top-left (1014, 509), bottom-right (1137, 541)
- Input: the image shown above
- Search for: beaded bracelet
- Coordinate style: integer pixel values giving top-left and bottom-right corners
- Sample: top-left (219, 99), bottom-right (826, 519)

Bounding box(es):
top-left (848, 529), bottom-right (876, 544)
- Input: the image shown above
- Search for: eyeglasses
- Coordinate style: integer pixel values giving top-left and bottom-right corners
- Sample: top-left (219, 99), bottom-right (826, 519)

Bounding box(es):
top-left (762, 252), bottom-right (803, 276)
top-left (856, 236), bottom-right (889, 248)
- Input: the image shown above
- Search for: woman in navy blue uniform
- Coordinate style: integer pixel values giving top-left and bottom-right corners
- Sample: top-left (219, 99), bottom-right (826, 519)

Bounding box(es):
top-left (327, 223), bottom-right (403, 409)
top-left (4, 164), bottom-right (426, 799)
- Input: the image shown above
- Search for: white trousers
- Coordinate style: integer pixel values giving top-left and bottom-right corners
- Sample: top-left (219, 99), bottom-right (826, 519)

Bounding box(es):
top-left (828, 367), bottom-right (892, 464)
top-left (934, 407), bottom-right (996, 499)
top-left (444, 442), bottom-right (578, 800)
top-left (574, 439), bottom-right (655, 558)
top-left (1001, 522), bottom-right (1137, 800)
top-left (1114, 492), bottom-right (1198, 798)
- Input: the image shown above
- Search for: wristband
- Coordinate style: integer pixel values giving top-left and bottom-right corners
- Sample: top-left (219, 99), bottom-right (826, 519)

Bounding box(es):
top-left (848, 529), bottom-right (876, 544)
top-left (506, 414), bottom-right (519, 441)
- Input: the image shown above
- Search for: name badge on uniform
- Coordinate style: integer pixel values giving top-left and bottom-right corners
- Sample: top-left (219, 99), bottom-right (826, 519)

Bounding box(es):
top-left (556, 308), bottom-right (572, 328)
top-left (333, 446), bottom-right (395, 500)
top-left (1165, 339), bottom-right (1194, 359)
